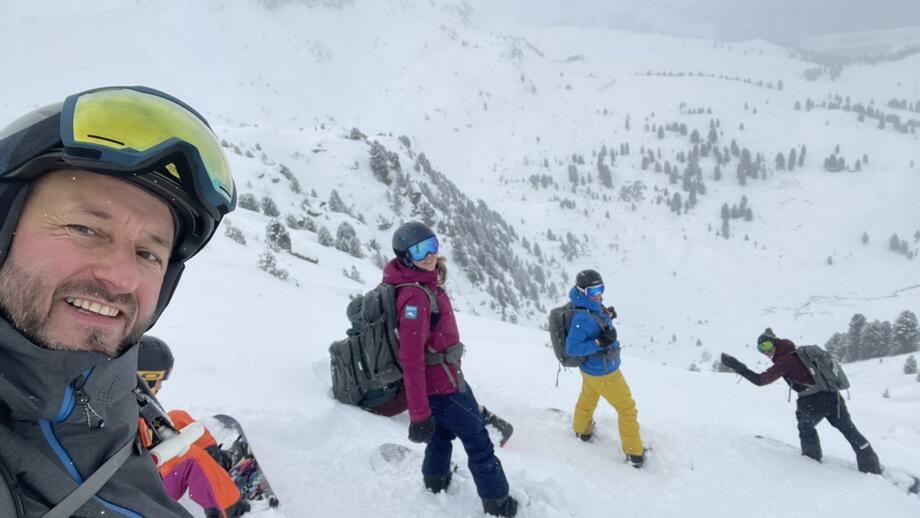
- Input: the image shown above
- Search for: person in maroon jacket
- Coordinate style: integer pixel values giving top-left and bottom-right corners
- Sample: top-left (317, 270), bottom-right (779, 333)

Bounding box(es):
top-left (721, 328), bottom-right (881, 474)
top-left (384, 221), bottom-right (517, 517)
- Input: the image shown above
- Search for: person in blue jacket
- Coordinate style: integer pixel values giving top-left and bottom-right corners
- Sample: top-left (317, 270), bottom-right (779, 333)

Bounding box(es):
top-left (566, 269), bottom-right (646, 467)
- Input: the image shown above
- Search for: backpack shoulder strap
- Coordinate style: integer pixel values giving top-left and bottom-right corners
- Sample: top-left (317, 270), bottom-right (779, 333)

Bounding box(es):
top-left (393, 282), bottom-right (439, 315)
top-left (41, 438), bottom-right (136, 518)
top-left (0, 454), bottom-right (24, 518)
top-left (572, 307), bottom-right (608, 331)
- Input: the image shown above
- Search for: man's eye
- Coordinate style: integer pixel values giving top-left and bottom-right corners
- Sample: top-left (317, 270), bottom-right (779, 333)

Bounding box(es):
top-left (69, 224), bottom-right (97, 236)
top-left (138, 250), bottom-right (163, 264)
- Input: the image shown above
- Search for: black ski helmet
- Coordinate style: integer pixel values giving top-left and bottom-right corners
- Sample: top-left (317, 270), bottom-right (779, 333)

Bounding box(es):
top-left (575, 269), bottom-right (604, 289)
top-left (392, 221), bottom-right (435, 267)
top-left (0, 86), bottom-right (237, 328)
top-left (137, 335), bottom-right (174, 388)
top-left (756, 327), bottom-right (776, 347)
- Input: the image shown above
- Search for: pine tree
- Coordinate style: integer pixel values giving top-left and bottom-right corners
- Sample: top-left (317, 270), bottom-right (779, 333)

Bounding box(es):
top-left (265, 219), bottom-right (292, 252)
top-left (904, 355), bottom-right (918, 375)
top-left (845, 313), bottom-right (867, 362)
top-left (861, 320), bottom-right (891, 360)
top-left (260, 196), bottom-right (280, 217)
top-left (892, 310), bottom-right (920, 354)
top-left (317, 226), bottom-right (334, 247)
top-left (861, 232), bottom-right (869, 244)
top-left (335, 222), bottom-right (364, 258)
top-left (824, 332), bottom-right (847, 360)
top-left (369, 141), bottom-right (392, 185)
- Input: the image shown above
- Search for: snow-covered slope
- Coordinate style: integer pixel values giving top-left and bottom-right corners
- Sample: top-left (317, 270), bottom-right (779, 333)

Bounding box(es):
top-left (1, 2), bottom-right (919, 516)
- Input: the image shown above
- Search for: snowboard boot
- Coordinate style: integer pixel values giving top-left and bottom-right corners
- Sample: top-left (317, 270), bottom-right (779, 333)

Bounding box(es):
top-left (574, 420), bottom-right (594, 442)
top-left (856, 443), bottom-right (881, 474)
top-left (220, 435), bottom-right (251, 470)
top-left (482, 494), bottom-right (518, 517)
top-left (482, 406), bottom-right (514, 447)
top-left (205, 498), bottom-right (250, 518)
top-left (423, 472), bottom-right (452, 493)
top-left (626, 449), bottom-right (646, 469)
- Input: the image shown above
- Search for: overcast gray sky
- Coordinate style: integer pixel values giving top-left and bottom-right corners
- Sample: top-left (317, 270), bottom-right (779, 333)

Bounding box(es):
top-left (470, 0), bottom-right (920, 43)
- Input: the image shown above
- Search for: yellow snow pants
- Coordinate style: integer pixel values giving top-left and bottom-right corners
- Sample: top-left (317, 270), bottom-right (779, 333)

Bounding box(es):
top-left (572, 369), bottom-right (644, 455)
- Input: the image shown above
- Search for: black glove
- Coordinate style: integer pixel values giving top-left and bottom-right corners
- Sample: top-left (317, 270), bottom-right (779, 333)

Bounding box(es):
top-left (602, 345), bottom-right (621, 362)
top-left (596, 326), bottom-right (618, 346)
top-left (605, 306), bottom-right (618, 319)
top-left (720, 353), bottom-right (744, 372)
top-left (409, 416), bottom-right (435, 444)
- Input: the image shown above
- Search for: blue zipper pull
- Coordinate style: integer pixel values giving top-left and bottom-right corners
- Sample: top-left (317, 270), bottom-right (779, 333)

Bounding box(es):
top-left (71, 375), bottom-right (105, 429)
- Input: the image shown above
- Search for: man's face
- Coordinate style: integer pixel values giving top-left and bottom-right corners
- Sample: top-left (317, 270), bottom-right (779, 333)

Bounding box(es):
top-left (0, 169), bottom-right (174, 357)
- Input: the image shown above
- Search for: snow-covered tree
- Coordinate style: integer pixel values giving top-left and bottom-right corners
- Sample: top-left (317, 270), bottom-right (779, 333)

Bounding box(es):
top-left (892, 310), bottom-right (920, 354)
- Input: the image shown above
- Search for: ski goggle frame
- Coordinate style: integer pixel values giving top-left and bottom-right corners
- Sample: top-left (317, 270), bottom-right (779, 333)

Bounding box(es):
top-left (757, 341), bottom-right (775, 354)
top-left (407, 235), bottom-right (439, 262)
top-left (583, 284), bottom-right (605, 297)
top-left (0, 86), bottom-right (236, 262)
top-left (138, 369), bottom-right (170, 383)
top-left (62, 87), bottom-right (235, 218)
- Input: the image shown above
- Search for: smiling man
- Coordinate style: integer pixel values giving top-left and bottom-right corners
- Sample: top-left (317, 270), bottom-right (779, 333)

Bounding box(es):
top-left (0, 86), bottom-right (235, 517)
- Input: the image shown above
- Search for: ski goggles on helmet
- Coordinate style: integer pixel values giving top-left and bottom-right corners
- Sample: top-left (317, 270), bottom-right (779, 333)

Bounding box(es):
top-left (138, 369), bottom-right (170, 385)
top-left (407, 235), bottom-right (439, 262)
top-left (583, 284), bottom-right (605, 297)
top-left (0, 86), bottom-right (236, 262)
top-left (757, 340), bottom-right (775, 354)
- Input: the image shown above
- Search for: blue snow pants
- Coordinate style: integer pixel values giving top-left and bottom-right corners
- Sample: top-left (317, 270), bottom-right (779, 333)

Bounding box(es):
top-left (422, 387), bottom-right (509, 500)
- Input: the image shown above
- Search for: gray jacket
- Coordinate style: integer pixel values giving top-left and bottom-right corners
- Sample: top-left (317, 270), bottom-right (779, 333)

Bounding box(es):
top-left (0, 318), bottom-right (192, 517)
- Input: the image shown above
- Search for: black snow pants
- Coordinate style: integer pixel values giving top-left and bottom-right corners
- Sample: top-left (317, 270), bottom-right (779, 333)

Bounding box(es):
top-left (795, 391), bottom-right (878, 472)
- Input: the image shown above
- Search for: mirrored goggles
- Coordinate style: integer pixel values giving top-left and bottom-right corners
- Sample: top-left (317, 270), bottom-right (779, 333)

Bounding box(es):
top-left (138, 370), bottom-right (169, 383)
top-left (757, 341), bottom-right (775, 354)
top-left (61, 86), bottom-right (235, 218)
top-left (584, 284), bottom-right (605, 297)
top-left (408, 235), bottom-right (439, 262)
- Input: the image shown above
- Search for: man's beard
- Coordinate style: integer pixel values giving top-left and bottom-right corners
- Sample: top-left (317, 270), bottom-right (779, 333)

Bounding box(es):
top-left (0, 257), bottom-right (150, 357)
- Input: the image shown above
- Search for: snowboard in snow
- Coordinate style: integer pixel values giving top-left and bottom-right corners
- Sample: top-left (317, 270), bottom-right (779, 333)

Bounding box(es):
top-left (211, 414), bottom-right (282, 509)
top-left (754, 434), bottom-right (919, 496)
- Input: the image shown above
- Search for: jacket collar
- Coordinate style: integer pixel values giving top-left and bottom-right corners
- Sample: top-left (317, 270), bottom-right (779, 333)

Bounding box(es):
top-left (569, 286), bottom-right (604, 314)
top-left (382, 258), bottom-right (438, 290)
top-left (0, 317), bottom-right (138, 422)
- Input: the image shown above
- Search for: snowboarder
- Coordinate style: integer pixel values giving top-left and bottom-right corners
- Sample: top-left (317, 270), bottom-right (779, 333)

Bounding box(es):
top-left (0, 86), bottom-right (235, 517)
top-left (136, 336), bottom-right (251, 518)
top-left (385, 221), bottom-right (518, 517)
top-left (720, 328), bottom-right (881, 474)
top-left (566, 269), bottom-right (646, 467)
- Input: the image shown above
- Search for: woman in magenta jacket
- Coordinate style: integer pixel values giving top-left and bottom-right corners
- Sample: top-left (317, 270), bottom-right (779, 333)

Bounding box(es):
top-left (384, 221), bottom-right (517, 517)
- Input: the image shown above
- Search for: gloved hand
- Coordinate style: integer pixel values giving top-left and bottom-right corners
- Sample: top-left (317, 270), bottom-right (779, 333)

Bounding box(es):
top-left (605, 306), bottom-right (618, 319)
top-left (602, 343), bottom-right (621, 362)
top-left (408, 416), bottom-right (435, 444)
top-left (596, 326), bottom-right (618, 346)
top-left (720, 353), bottom-right (744, 372)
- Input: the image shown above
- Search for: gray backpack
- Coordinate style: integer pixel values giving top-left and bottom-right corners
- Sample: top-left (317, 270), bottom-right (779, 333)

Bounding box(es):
top-left (329, 283), bottom-right (438, 406)
top-left (548, 303), bottom-right (609, 368)
top-left (795, 345), bottom-right (850, 396)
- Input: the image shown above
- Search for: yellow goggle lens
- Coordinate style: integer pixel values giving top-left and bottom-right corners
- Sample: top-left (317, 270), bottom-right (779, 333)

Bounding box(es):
top-left (70, 88), bottom-right (233, 201)
top-left (138, 370), bottom-right (168, 382)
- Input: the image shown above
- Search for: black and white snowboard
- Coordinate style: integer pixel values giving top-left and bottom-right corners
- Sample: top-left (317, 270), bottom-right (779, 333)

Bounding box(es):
top-left (754, 434), bottom-right (919, 496)
top-left (211, 414), bottom-right (282, 509)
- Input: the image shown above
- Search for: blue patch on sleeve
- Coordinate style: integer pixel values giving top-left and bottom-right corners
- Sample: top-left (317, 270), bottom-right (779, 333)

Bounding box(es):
top-left (405, 306), bottom-right (418, 319)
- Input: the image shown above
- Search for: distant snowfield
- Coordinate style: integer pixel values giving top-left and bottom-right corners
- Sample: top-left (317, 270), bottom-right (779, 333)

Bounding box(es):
top-left (798, 27), bottom-right (920, 58)
top-left (1, 1), bottom-right (919, 516)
